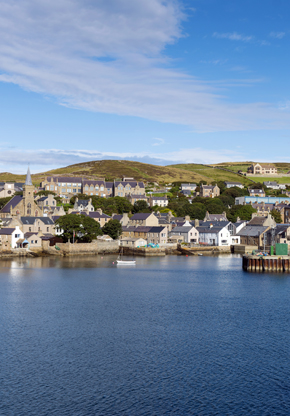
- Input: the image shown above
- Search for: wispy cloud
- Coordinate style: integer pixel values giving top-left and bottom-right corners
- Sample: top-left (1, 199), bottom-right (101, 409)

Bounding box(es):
top-left (269, 32), bottom-right (285, 39)
top-left (213, 32), bottom-right (253, 42)
top-left (152, 138), bottom-right (165, 146)
top-left (0, 147), bottom-right (244, 173)
top-left (0, 1), bottom-right (288, 133)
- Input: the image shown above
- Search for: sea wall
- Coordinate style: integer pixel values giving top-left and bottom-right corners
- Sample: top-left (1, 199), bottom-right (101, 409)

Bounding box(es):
top-left (42, 240), bottom-right (119, 256)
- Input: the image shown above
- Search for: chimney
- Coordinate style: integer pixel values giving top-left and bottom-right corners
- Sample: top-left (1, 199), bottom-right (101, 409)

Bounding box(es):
top-left (97, 208), bottom-right (103, 215)
top-left (194, 219), bottom-right (199, 227)
top-left (185, 215), bottom-right (190, 222)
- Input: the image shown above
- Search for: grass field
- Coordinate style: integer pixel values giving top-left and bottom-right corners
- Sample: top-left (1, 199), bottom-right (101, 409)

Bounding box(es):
top-left (250, 176), bottom-right (290, 184)
top-left (1, 160), bottom-right (289, 186)
top-left (168, 164), bottom-right (254, 185)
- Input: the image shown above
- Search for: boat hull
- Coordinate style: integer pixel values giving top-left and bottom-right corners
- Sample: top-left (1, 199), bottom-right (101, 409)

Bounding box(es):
top-left (116, 260), bottom-right (136, 265)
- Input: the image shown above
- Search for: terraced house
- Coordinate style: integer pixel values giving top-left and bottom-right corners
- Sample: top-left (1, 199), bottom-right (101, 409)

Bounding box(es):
top-left (41, 176), bottom-right (145, 198)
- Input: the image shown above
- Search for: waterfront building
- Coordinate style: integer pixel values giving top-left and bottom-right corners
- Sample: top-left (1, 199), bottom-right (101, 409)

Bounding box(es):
top-left (0, 226), bottom-right (24, 249)
top-left (169, 225), bottom-right (199, 243)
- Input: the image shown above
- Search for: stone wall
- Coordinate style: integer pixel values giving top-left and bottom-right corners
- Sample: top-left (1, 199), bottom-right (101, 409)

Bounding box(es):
top-left (42, 239), bottom-right (119, 256)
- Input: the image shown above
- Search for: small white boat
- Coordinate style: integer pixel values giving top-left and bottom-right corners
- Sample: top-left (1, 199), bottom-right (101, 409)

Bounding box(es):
top-left (116, 260), bottom-right (136, 265)
top-left (116, 248), bottom-right (136, 265)
top-left (198, 253), bottom-right (203, 256)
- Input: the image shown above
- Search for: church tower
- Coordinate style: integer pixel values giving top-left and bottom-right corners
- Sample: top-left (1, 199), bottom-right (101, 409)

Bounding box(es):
top-left (23, 167), bottom-right (39, 216)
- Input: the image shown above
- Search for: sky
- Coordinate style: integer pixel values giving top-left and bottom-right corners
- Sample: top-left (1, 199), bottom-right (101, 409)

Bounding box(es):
top-left (0, 0), bottom-right (289, 173)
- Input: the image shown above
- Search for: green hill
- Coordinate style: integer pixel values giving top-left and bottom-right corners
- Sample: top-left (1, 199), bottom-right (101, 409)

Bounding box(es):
top-left (1, 159), bottom-right (289, 186)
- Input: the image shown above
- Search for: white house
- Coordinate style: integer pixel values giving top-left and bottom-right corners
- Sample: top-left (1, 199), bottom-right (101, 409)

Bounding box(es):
top-left (149, 196), bottom-right (168, 208)
top-left (263, 181), bottom-right (286, 190)
top-left (224, 181), bottom-right (244, 189)
top-left (181, 183), bottom-right (197, 191)
top-left (0, 226), bottom-right (24, 249)
top-left (197, 222), bottom-right (240, 246)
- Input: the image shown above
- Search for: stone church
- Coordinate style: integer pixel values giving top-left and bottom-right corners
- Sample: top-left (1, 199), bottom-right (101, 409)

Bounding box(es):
top-left (0, 168), bottom-right (43, 219)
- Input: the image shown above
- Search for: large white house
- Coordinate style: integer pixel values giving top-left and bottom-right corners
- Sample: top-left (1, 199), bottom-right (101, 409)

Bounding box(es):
top-left (197, 221), bottom-right (240, 246)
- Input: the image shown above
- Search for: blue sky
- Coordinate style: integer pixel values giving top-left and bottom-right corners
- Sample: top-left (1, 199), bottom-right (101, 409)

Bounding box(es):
top-left (0, 0), bottom-right (289, 173)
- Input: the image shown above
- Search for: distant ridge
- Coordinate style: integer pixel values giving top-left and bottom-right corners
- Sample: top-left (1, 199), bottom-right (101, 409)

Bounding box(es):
top-left (0, 160), bottom-right (288, 186)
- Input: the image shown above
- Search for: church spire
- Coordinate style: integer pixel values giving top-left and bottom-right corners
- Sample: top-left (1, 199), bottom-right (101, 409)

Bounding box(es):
top-left (25, 166), bottom-right (33, 186)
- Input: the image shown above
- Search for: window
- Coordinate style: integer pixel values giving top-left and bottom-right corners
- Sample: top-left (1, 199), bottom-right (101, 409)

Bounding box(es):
top-left (35, 240), bottom-right (38, 244)
top-left (90, 185), bottom-right (94, 190)
top-left (29, 227), bottom-right (31, 232)
top-left (73, 189), bottom-right (77, 193)
top-left (62, 188), bottom-right (66, 193)
top-left (85, 185), bottom-right (89, 190)
top-left (31, 240), bottom-right (34, 244)
top-left (67, 189), bottom-right (71, 193)
top-left (62, 183), bottom-right (66, 186)
top-left (27, 202), bottom-right (31, 215)
top-left (47, 227), bottom-right (49, 232)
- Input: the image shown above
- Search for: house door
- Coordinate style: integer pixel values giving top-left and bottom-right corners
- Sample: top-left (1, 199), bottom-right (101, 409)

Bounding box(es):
top-left (212, 239), bottom-right (215, 246)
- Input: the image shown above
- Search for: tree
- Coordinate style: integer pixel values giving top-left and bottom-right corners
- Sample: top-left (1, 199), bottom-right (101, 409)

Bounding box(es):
top-left (102, 219), bottom-right (122, 239)
top-left (55, 214), bottom-right (103, 243)
top-left (0, 196), bottom-right (13, 210)
top-left (36, 190), bottom-right (56, 196)
top-left (271, 209), bottom-right (282, 224)
top-left (185, 203), bottom-right (206, 220)
top-left (132, 200), bottom-right (151, 213)
top-left (227, 205), bottom-right (257, 223)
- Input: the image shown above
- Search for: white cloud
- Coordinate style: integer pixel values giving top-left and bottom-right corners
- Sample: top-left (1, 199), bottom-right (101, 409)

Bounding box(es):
top-left (0, 147), bottom-right (245, 173)
top-left (213, 32), bottom-right (253, 42)
top-left (152, 138), bottom-right (165, 146)
top-left (0, 1), bottom-right (288, 133)
top-left (269, 32), bottom-right (285, 39)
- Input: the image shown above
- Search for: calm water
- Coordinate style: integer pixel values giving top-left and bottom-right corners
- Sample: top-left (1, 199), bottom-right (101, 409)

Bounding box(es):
top-left (0, 254), bottom-right (290, 416)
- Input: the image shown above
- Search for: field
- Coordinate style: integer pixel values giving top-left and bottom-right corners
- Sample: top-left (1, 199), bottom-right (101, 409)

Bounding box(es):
top-left (1, 159), bottom-right (289, 186)
top-left (250, 176), bottom-right (290, 184)
top-left (168, 164), bottom-right (254, 186)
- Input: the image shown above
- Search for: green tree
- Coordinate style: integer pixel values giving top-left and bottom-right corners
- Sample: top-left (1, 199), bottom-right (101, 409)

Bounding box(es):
top-left (185, 203), bottom-right (206, 220)
top-left (37, 190), bottom-right (56, 196)
top-left (102, 219), bottom-right (122, 239)
top-left (55, 214), bottom-right (103, 243)
top-left (227, 205), bottom-right (257, 223)
top-left (0, 196), bottom-right (13, 210)
top-left (270, 209), bottom-right (282, 223)
top-left (132, 200), bottom-right (151, 213)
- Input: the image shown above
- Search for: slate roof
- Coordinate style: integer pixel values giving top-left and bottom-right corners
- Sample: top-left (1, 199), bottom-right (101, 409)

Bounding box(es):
top-left (248, 217), bottom-right (267, 226)
top-left (112, 214), bottom-right (122, 221)
top-left (0, 195), bottom-right (23, 213)
top-left (47, 176), bottom-right (82, 183)
top-left (237, 226), bottom-right (268, 237)
top-left (24, 232), bottom-right (39, 238)
top-left (225, 181), bottom-right (243, 185)
top-left (0, 228), bottom-right (15, 235)
top-left (151, 196), bottom-right (168, 200)
top-left (148, 226), bottom-right (167, 233)
top-left (38, 196), bottom-right (49, 202)
top-left (89, 212), bottom-right (111, 219)
top-left (21, 217), bottom-right (54, 225)
top-left (130, 213), bottom-right (152, 220)
top-left (114, 181), bottom-right (145, 188)
top-left (170, 226), bottom-right (195, 233)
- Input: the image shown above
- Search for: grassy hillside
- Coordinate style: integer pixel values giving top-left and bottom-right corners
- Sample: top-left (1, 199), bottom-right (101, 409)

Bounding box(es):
top-left (168, 164), bottom-right (254, 185)
top-left (0, 160), bottom-right (210, 185)
top-left (1, 159), bottom-right (289, 186)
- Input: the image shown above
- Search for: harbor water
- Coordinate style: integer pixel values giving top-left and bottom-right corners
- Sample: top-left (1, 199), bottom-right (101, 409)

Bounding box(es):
top-left (0, 255), bottom-right (290, 415)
